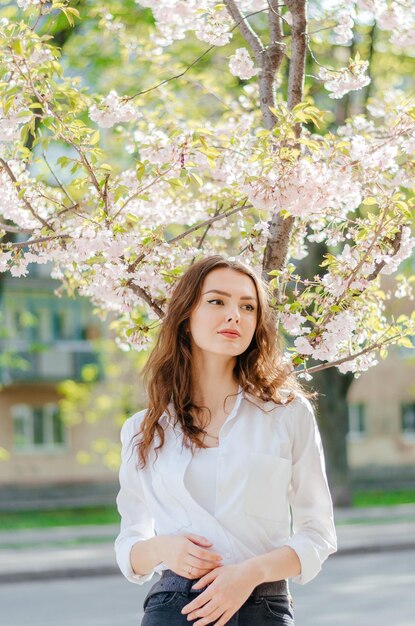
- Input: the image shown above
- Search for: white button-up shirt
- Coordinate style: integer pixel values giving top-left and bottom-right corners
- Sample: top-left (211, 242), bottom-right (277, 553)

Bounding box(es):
top-left (114, 389), bottom-right (337, 586)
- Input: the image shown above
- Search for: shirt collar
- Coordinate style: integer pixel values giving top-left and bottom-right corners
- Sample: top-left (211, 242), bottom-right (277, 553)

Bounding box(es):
top-left (160, 385), bottom-right (245, 428)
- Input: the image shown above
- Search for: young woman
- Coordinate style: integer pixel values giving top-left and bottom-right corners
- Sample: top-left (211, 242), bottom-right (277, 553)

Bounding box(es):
top-left (115, 255), bottom-right (337, 626)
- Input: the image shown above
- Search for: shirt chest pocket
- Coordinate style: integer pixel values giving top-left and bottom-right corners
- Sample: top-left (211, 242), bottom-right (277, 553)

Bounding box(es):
top-left (244, 452), bottom-right (292, 523)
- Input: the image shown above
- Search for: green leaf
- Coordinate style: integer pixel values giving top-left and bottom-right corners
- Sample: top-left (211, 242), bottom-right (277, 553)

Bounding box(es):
top-left (396, 315), bottom-right (408, 324)
top-left (399, 337), bottom-right (414, 349)
top-left (190, 172), bottom-right (203, 186)
top-left (11, 39), bottom-right (23, 55)
top-left (167, 178), bottom-right (185, 189)
top-left (89, 130), bottom-right (100, 145)
top-left (362, 197), bottom-right (377, 205)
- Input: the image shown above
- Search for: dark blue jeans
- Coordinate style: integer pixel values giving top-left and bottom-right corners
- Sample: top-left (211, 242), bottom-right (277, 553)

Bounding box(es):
top-left (141, 590), bottom-right (294, 625)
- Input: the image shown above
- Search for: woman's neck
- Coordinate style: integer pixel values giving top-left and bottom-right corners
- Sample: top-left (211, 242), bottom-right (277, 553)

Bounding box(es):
top-left (191, 351), bottom-right (237, 402)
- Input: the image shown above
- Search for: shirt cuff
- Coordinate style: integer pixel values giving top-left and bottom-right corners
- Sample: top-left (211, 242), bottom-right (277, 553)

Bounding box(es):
top-left (115, 537), bottom-right (158, 585)
top-left (283, 534), bottom-right (329, 585)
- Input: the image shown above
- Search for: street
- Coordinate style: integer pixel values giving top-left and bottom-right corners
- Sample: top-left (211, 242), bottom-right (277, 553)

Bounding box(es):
top-left (1, 549), bottom-right (414, 626)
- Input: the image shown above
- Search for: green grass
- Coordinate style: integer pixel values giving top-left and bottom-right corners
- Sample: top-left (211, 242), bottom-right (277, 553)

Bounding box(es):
top-left (352, 490), bottom-right (415, 507)
top-left (1, 491), bottom-right (415, 531)
top-left (0, 506), bottom-right (119, 530)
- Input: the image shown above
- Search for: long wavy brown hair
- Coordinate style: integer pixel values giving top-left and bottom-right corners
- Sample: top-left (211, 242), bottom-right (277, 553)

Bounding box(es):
top-left (134, 255), bottom-right (315, 468)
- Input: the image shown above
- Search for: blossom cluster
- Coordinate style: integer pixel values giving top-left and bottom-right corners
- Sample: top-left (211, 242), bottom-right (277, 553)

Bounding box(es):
top-left (16, 0), bottom-right (42, 10)
top-left (243, 157), bottom-right (362, 218)
top-left (319, 60), bottom-right (370, 99)
top-left (89, 91), bottom-right (141, 128)
top-left (0, 102), bottom-right (31, 143)
top-left (333, 8), bottom-right (355, 44)
top-left (229, 48), bottom-right (258, 80)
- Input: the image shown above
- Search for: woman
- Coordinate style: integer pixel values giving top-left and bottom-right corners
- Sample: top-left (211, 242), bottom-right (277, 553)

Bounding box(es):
top-left (115, 255), bottom-right (337, 626)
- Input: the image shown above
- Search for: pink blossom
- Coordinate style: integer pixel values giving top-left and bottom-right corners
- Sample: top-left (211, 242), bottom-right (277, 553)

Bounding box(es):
top-left (334, 9), bottom-right (355, 45)
top-left (379, 226), bottom-right (415, 275)
top-left (294, 336), bottom-right (315, 355)
top-left (196, 6), bottom-right (233, 47)
top-left (319, 60), bottom-right (370, 99)
top-left (0, 102), bottom-right (31, 143)
top-left (17, 0), bottom-right (40, 9)
top-left (89, 91), bottom-right (140, 129)
top-left (0, 251), bottom-right (13, 273)
top-left (322, 273), bottom-right (348, 297)
top-left (229, 48), bottom-right (259, 80)
top-left (281, 312), bottom-right (309, 335)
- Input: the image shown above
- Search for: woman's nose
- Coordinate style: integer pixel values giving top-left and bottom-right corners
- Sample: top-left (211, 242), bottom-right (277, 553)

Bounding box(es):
top-left (226, 308), bottom-right (240, 323)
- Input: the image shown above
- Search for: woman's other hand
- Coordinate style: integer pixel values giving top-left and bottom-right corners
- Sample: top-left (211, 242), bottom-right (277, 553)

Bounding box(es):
top-left (180, 562), bottom-right (256, 626)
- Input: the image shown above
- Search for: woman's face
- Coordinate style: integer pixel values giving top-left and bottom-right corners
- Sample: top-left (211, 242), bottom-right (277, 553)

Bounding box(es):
top-left (188, 267), bottom-right (258, 359)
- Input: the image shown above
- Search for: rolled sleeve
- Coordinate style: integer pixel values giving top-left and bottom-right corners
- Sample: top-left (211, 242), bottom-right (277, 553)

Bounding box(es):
top-left (114, 415), bottom-right (158, 585)
top-left (284, 397), bottom-right (337, 584)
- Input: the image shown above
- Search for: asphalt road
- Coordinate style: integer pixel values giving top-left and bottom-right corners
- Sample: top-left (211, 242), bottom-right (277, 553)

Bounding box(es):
top-left (1, 549), bottom-right (414, 626)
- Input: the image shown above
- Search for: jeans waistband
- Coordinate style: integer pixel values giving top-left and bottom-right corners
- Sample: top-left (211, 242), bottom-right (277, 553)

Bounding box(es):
top-left (153, 569), bottom-right (288, 598)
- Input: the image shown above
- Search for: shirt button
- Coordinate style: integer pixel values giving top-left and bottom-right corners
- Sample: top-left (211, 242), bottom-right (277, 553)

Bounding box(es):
top-left (225, 552), bottom-right (231, 559)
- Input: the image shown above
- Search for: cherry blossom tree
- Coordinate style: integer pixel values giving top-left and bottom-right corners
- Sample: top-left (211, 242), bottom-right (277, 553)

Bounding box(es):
top-left (1, 0), bottom-right (414, 501)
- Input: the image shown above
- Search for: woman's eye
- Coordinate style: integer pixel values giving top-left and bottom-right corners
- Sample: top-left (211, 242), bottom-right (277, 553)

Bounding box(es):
top-left (207, 299), bottom-right (255, 311)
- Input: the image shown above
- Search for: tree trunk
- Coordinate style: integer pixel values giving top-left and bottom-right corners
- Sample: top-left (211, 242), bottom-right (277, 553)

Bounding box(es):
top-left (312, 368), bottom-right (353, 506)
top-left (296, 239), bottom-right (353, 506)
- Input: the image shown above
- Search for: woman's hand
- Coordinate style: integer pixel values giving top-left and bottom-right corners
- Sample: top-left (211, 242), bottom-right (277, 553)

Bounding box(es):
top-left (180, 562), bottom-right (257, 625)
top-left (158, 533), bottom-right (223, 579)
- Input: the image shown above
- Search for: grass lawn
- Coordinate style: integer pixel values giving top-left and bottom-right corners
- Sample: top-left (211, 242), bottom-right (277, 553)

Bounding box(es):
top-left (352, 490), bottom-right (415, 507)
top-left (0, 506), bottom-right (119, 530)
top-left (1, 491), bottom-right (415, 531)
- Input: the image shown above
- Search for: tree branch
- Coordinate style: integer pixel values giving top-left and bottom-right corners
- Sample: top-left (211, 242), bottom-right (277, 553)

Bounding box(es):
top-left (262, 1), bottom-right (307, 284)
top-left (224, 0), bottom-right (264, 64)
top-left (285, 0), bottom-right (307, 112)
top-left (262, 213), bottom-right (295, 285)
top-left (0, 158), bottom-right (54, 232)
top-left (166, 200), bottom-right (250, 245)
top-left (366, 225), bottom-right (403, 281)
top-left (224, 0), bottom-right (280, 129)
top-left (42, 151), bottom-right (76, 205)
top-left (126, 8), bottom-right (267, 102)
top-left (0, 222), bottom-right (33, 235)
top-left (296, 333), bottom-right (401, 377)
top-left (128, 282), bottom-right (165, 319)
top-left (1, 234), bottom-right (70, 249)
top-left (196, 205), bottom-right (221, 250)
top-left (268, 0), bottom-right (285, 74)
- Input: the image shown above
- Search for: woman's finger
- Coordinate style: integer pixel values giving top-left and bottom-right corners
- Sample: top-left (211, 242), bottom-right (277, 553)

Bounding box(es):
top-left (182, 561), bottom-right (216, 578)
top-left (191, 567), bottom-right (220, 589)
top-left (185, 533), bottom-right (212, 546)
top-left (188, 543), bottom-right (223, 563)
top-left (186, 554), bottom-right (221, 570)
top-left (194, 605), bottom-right (225, 626)
top-left (186, 565), bottom-right (222, 579)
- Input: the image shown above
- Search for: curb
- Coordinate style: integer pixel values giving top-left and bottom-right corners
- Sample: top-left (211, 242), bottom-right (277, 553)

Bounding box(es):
top-left (0, 566), bottom-right (119, 584)
top-left (1, 541), bottom-right (415, 585)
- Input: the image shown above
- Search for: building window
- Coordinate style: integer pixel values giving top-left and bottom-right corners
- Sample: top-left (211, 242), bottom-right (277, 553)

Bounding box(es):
top-left (401, 403), bottom-right (415, 435)
top-left (348, 403), bottom-right (366, 437)
top-left (52, 309), bottom-right (73, 340)
top-left (12, 404), bottom-right (66, 452)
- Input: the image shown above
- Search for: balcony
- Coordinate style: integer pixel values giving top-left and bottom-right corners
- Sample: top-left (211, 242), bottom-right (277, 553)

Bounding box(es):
top-left (0, 340), bottom-right (101, 385)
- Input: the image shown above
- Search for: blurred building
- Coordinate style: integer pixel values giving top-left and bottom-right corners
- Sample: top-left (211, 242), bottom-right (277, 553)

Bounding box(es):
top-left (347, 271), bottom-right (415, 475)
top-left (347, 347), bottom-right (415, 468)
top-left (0, 262), bottom-right (120, 505)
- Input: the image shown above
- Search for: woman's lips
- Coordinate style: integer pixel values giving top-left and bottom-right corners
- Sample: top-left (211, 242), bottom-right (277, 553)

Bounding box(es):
top-left (218, 331), bottom-right (240, 338)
